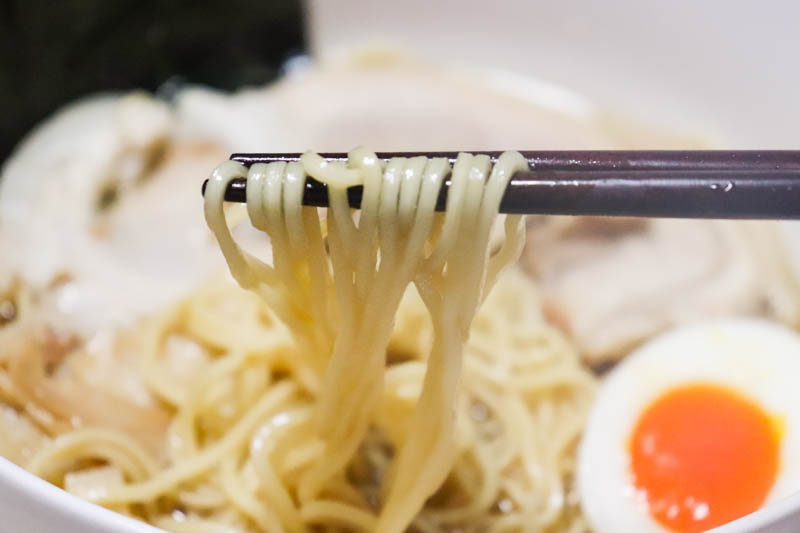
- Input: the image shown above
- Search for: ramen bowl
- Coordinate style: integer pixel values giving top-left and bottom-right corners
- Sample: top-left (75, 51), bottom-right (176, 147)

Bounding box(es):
top-left (1, 1), bottom-right (799, 532)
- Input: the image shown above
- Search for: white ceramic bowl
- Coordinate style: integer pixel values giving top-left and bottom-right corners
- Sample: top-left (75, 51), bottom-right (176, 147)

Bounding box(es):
top-left (2, 1), bottom-right (799, 531)
top-left (0, 458), bottom-right (159, 533)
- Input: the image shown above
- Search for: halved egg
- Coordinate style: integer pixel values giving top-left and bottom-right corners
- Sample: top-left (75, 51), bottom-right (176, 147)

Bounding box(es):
top-left (578, 318), bottom-right (800, 533)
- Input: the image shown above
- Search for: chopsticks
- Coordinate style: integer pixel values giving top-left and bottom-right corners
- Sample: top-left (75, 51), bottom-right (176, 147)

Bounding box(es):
top-left (201, 151), bottom-right (800, 219)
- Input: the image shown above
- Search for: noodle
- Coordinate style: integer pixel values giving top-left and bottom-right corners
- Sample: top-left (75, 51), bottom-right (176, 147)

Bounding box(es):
top-left (9, 148), bottom-right (596, 532)
top-left (204, 148), bottom-right (528, 532)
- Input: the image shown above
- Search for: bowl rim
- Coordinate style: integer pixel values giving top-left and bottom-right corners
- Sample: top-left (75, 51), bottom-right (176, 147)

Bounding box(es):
top-left (5, 449), bottom-right (800, 533)
top-left (711, 490), bottom-right (800, 533)
top-left (0, 456), bottom-right (161, 533)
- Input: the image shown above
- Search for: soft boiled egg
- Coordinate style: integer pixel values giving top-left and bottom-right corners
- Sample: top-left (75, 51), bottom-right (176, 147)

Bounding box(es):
top-left (578, 318), bottom-right (800, 533)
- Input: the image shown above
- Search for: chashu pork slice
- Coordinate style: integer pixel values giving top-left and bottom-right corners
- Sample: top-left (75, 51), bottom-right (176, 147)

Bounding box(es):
top-left (521, 216), bottom-right (800, 365)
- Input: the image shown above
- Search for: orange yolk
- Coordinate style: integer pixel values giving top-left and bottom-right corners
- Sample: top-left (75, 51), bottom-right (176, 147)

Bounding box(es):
top-left (629, 383), bottom-right (780, 533)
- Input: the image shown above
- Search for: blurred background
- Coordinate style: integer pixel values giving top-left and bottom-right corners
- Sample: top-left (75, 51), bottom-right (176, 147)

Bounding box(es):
top-left (3, 0), bottom-right (800, 161)
top-left (0, 0), bottom-right (305, 161)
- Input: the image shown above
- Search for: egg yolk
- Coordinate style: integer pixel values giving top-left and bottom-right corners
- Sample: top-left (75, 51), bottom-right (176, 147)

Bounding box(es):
top-left (629, 383), bottom-right (780, 533)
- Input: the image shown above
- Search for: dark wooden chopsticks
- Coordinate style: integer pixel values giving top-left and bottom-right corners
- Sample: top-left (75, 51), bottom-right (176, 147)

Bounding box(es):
top-left (201, 151), bottom-right (800, 219)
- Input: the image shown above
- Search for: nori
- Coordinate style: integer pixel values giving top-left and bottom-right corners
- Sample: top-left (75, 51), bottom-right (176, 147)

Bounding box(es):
top-left (0, 0), bottom-right (305, 161)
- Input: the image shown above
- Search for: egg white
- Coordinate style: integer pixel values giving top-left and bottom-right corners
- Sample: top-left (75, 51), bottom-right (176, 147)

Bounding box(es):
top-left (578, 318), bottom-right (800, 533)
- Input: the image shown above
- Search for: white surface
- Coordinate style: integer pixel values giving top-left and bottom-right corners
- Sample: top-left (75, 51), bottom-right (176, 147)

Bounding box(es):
top-left (0, 457), bottom-right (158, 533)
top-left (309, 0), bottom-right (800, 148)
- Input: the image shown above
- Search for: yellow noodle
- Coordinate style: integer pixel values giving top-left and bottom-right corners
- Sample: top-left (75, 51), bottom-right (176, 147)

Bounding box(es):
top-left (10, 148), bottom-right (596, 533)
